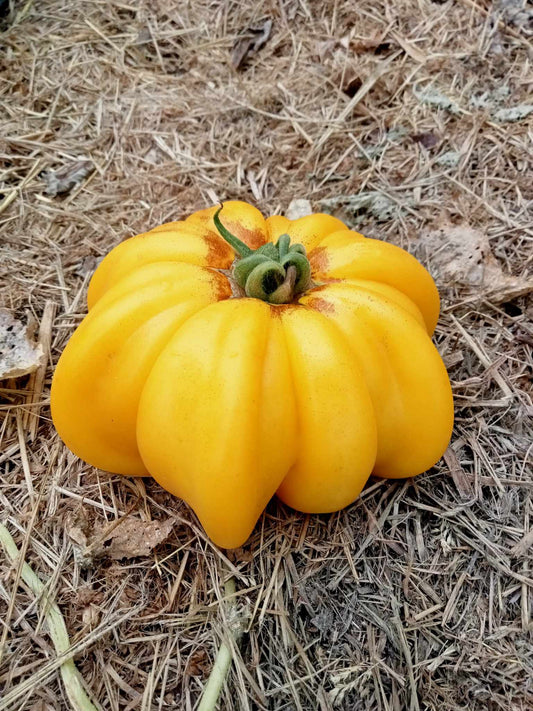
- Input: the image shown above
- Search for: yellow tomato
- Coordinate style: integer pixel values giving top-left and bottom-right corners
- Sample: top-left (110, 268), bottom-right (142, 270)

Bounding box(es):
top-left (51, 201), bottom-right (453, 548)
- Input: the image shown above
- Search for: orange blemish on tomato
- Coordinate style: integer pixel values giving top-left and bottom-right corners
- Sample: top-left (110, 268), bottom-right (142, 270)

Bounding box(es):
top-left (225, 220), bottom-right (266, 251)
top-left (204, 232), bottom-right (235, 268)
top-left (309, 246), bottom-right (330, 275)
top-left (304, 296), bottom-right (336, 314)
top-left (209, 270), bottom-right (233, 301)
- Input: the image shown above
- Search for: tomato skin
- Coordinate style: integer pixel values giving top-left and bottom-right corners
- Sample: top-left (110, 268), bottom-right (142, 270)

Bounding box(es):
top-left (51, 201), bottom-right (453, 548)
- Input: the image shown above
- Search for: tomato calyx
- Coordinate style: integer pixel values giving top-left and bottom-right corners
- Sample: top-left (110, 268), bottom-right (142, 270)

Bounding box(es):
top-left (214, 206), bottom-right (312, 304)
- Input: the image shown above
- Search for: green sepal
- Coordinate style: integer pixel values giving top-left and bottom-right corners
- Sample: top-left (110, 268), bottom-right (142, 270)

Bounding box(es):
top-left (245, 260), bottom-right (286, 301)
top-left (255, 242), bottom-right (280, 260)
top-left (276, 234), bottom-right (291, 260)
top-left (289, 243), bottom-right (306, 255)
top-left (233, 253), bottom-right (272, 289)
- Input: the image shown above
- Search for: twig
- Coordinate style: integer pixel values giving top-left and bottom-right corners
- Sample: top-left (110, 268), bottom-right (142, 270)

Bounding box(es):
top-left (0, 523), bottom-right (97, 711)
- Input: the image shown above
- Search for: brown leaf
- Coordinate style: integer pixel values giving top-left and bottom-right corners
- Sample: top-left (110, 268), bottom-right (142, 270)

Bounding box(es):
top-left (411, 132), bottom-right (439, 149)
top-left (68, 515), bottom-right (174, 563)
top-left (42, 159), bottom-right (94, 196)
top-left (185, 648), bottom-right (210, 677)
top-left (231, 19), bottom-right (273, 70)
top-left (416, 223), bottom-right (533, 303)
top-left (68, 524), bottom-right (89, 549)
top-left (75, 586), bottom-right (104, 606)
top-left (97, 517), bottom-right (174, 560)
top-left (0, 309), bottom-right (44, 379)
top-left (226, 546), bottom-right (254, 563)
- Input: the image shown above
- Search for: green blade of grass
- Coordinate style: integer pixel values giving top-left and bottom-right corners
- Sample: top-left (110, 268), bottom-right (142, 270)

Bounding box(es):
top-left (0, 522), bottom-right (98, 711)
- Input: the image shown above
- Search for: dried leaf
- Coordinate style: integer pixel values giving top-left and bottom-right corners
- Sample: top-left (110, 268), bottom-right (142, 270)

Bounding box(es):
top-left (68, 524), bottom-right (88, 549)
top-left (411, 132), bottom-right (439, 149)
top-left (0, 309), bottom-right (44, 379)
top-left (42, 159), bottom-right (94, 196)
top-left (231, 19), bottom-right (273, 70)
top-left (226, 546), bottom-right (254, 563)
top-left (95, 517), bottom-right (174, 560)
top-left (68, 515), bottom-right (174, 563)
top-left (417, 224), bottom-right (533, 303)
top-left (185, 649), bottom-right (210, 677)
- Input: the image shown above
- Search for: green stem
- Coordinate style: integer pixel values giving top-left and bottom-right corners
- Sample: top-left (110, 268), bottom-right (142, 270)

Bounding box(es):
top-left (0, 523), bottom-right (97, 711)
top-left (213, 206), bottom-right (253, 258)
top-left (281, 252), bottom-right (312, 294)
top-left (197, 577), bottom-right (243, 711)
top-left (214, 205), bottom-right (313, 303)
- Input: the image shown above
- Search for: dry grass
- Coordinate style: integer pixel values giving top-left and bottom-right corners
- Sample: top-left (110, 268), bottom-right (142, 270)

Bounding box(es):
top-left (1, 0), bottom-right (532, 709)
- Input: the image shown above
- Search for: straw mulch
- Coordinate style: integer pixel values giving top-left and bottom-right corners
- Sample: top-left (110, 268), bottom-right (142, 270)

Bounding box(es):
top-left (1, 1), bottom-right (531, 709)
